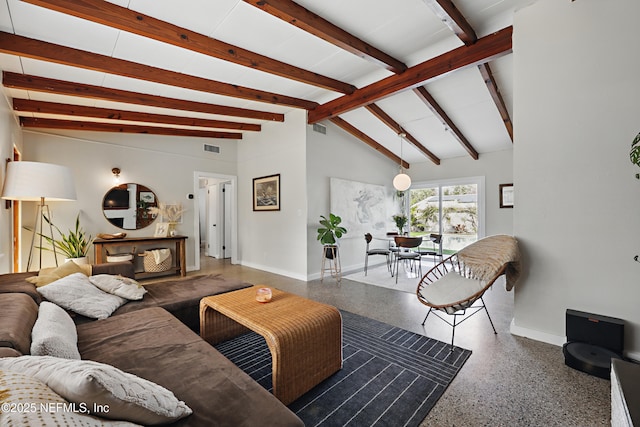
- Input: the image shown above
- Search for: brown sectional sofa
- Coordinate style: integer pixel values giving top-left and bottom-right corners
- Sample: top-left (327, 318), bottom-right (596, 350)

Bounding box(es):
top-left (0, 262), bottom-right (305, 427)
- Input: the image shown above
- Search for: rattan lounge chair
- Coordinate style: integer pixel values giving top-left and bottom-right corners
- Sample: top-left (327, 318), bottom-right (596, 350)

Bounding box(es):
top-left (416, 235), bottom-right (520, 349)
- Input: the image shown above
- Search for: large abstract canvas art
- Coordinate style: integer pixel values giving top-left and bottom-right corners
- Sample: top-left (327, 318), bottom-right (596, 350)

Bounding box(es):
top-left (330, 178), bottom-right (394, 237)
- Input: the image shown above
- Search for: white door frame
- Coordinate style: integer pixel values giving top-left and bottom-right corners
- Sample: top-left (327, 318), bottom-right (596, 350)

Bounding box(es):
top-left (192, 171), bottom-right (238, 270)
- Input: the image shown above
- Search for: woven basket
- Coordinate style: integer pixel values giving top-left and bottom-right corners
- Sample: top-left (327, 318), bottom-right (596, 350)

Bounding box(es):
top-left (140, 249), bottom-right (172, 272)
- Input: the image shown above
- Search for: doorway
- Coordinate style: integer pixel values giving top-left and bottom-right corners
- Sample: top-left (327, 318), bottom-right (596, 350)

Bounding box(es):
top-left (192, 172), bottom-right (237, 271)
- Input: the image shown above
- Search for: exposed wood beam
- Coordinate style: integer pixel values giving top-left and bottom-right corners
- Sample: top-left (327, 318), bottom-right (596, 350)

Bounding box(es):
top-left (13, 99), bottom-right (261, 132)
top-left (21, 0), bottom-right (355, 94)
top-left (0, 32), bottom-right (318, 110)
top-left (329, 117), bottom-right (409, 169)
top-left (365, 104), bottom-right (440, 165)
top-left (2, 72), bottom-right (284, 122)
top-left (478, 63), bottom-right (513, 141)
top-left (412, 86), bottom-right (478, 159)
top-left (20, 117), bottom-right (242, 139)
top-left (243, 0), bottom-right (407, 74)
top-left (421, 0), bottom-right (477, 45)
top-left (308, 26), bottom-right (512, 124)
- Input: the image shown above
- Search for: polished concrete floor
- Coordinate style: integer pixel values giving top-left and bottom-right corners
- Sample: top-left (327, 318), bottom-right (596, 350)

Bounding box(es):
top-left (158, 256), bottom-right (611, 426)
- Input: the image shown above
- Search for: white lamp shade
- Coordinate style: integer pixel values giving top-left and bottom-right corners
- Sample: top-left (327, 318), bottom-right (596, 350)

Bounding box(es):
top-left (393, 173), bottom-right (412, 191)
top-left (1, 161), bottom-right (76, 201)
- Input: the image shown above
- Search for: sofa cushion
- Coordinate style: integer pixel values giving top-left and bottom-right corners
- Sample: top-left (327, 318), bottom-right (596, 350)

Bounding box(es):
top-left (37, 273), bottom-right (127, 320)
top-left (90, 274), bottom-right (147, 300)
top-left (76, 307), bottom-right (304, 427)
top-left (0, 369), bottom-right (140, 426)
top-left (112, 274), bottom-right (251, 331)
top-left (92, 261), bottom-right (135, 279)
top-left (0, 356), bottom-right (192, 425)
top-left (0, 293), bottom-right (39, 354)
top-left (26, 260), bottom-right (88, 287)
top-left (0, 271), bottom-right (41, 303)
top-left (31, 301), bottom-right (81, 359)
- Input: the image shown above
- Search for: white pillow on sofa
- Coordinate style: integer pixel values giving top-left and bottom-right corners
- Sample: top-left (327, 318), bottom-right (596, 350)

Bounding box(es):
top-left (0, 356), bottom-right (193, 425)
top-left (89, 275), bottom-right (147, 300)
top-left (36, 273), bottom-right (127, 319)
top-left (31, 301), bottom-right (81, 359)
top-left (0, 369), bottom-right (140, 426)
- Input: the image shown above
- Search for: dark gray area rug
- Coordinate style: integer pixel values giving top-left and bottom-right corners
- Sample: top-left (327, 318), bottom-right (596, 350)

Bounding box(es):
top-left (215, 310), bottom-right (471, 427)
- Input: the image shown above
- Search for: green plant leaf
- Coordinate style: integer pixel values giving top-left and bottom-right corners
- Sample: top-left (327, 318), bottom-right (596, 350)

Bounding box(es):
top-left (631, 132), bottom-right (640, 166)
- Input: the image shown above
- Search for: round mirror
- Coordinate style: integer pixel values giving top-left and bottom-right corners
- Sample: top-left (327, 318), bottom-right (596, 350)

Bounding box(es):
top-left (102, 183), bottom-right (158, 230)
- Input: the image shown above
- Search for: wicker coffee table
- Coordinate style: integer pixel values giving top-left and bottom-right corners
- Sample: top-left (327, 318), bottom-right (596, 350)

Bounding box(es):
top-left (199, 286), bottom-right (342, 405)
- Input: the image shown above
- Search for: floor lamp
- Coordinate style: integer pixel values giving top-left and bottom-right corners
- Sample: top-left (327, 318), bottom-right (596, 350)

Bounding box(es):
top-left (1, 161), bottom-right (76, 271)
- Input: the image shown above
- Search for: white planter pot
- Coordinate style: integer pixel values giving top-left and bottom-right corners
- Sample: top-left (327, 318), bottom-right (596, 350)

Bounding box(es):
top-left (65, 256), bottom-right (88, 265)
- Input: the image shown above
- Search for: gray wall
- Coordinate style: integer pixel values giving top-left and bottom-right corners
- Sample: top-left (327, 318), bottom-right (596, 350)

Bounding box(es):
top-left (512, 0), bottom-right (640, 358)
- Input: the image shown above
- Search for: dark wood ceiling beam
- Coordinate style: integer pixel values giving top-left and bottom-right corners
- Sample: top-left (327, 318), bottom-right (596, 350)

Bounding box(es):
top-left (421, 0), bottom-right (477, 45)
top-left (20, 0), bottom-right (355, 94)
top-left (308, 26), bottom-right (512, 124)
top-left (422, 3), bottom-right (511, 142)
top-left (365, 104), bottom-right (440, 165)
top-left (0, 32), bottom-right (318, 109)
top-left (329, 117), bottom-right (409, 169)
top-left (2, 72), bottom-right (284, 122)
top-left (478, 63), bottom-right (513, 141)
top-left (413, 86), bottom-right (478, 159)
top-left (243, 0), bottom-right (407, 74)
top-left (13, 99), bottom-right (261, 131)
top-left (20, 117), bottom-right (242, 139)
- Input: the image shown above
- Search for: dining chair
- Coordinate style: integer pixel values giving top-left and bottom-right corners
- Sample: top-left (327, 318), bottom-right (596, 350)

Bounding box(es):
top-left (364, 233), bottom-right (391, 275)
top-left (392, 236), bottom-right (423, 283)
top-left (417, 233), bottom-right (443, 265)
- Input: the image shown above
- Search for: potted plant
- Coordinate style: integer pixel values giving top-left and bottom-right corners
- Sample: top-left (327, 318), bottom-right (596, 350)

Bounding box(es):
top-left (393, 214), bottom-right (408, 235)
top-left (317, 213), bottom-right (347, 259)
top-left (31, 214), bottom-right (94, 264)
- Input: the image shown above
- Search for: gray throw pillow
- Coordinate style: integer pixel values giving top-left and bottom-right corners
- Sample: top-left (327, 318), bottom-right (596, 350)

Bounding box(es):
top-left (36, 273), bottom-right (127, 319)
top-left (0, 356), bottom-right (193, 425)
top-left (31, 301), bottom-right (81, 359)
top-left (89, 275), bottom-right (147, 301)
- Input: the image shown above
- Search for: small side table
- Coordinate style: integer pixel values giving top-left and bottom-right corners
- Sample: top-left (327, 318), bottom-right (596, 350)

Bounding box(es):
top-left (320, 245), bottom-right (341, 282)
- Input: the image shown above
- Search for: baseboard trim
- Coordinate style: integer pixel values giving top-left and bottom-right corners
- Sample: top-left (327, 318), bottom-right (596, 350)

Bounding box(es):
top-left (509, 319), bottom-right (566, 347)
top-left (509, 320), bottom-right (640, 361)
top-left (240, 261), bottom-right (308, 282)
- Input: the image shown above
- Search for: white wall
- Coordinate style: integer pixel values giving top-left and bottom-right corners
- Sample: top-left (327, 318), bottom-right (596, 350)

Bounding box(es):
top-left (306, 120), bottom-right (399, 276)
top-left (0, 88), bottom-right (23, 274)
top-left (513, 0), bottom-right (640, 357)
top-left (410, 149), bottom-right (514, 237)
top-left (237, 109), bottom-right (308, 280)
top-left (20, 129), bottom-right (238, 271)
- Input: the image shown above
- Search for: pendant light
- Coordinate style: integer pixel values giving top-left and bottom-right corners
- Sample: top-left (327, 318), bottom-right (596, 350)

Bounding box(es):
top-left (393, 132), bottom-right (411, 191)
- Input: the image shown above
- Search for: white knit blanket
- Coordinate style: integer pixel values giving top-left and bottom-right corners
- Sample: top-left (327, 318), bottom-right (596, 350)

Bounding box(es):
top-left (457, 234), bottom-right (521, 291)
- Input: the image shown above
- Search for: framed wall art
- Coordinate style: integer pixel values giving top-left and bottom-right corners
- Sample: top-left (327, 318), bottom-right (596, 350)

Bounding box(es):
top-left (253, 174), bottom-right (280, 211)
top-left (499, 183), bottom-right (514, 208)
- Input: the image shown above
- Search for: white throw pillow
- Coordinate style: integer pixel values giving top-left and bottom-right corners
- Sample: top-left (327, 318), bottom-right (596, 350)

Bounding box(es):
top-left (36, 273), bottom-right (127, 320)
top-left (0, 369), bottom-right (140, 426)
top-left (89, 275), bottom-right (147, 301)
top-left (0, 356), bottom-right (193, 425)
top-left (31, 301), bottom-right (81, 359)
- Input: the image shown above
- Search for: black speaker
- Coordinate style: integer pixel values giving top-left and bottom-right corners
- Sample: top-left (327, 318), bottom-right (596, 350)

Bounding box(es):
top-left (563, 309), bottom-right (624, 379)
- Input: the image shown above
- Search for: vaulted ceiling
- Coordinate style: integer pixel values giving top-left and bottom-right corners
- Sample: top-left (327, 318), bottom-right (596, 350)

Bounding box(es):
top-left (0, 0), bottom-right (534, 167)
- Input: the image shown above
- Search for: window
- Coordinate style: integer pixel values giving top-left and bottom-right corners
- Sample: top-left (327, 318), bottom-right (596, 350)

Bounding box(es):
top-left (406, 176), bottom-right (485, 255)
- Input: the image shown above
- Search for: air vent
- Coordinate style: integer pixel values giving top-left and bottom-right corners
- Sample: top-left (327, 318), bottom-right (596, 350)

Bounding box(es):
top-left (204, 144), bottom-right (220, 153)
top-left (312, 123), bottom-right (327, 135)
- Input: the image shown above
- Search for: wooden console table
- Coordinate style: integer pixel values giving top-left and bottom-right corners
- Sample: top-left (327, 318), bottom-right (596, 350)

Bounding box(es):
top-left (94, 235), bottom-right (187, 278)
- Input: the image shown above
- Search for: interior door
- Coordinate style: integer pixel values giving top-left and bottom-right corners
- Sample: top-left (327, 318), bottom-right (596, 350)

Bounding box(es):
top-left (222, 182), bottom-right (232, 259)
top-left (206, 184), bottom-right (219, 258)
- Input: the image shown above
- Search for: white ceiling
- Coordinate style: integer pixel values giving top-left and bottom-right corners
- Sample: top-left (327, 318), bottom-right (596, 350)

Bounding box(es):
top-left (0, 0), bottom-right (535, 165)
